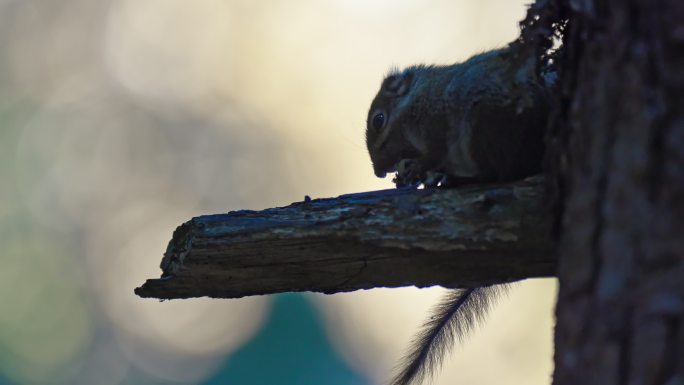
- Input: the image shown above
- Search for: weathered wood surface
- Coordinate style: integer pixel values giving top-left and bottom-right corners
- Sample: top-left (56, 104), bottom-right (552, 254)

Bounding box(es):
top-left (135, 176), bottom-right (555, 300)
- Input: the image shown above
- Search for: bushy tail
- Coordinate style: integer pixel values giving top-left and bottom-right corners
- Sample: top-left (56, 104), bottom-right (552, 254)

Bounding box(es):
top-left (389, 285), bottom-right (509, 385)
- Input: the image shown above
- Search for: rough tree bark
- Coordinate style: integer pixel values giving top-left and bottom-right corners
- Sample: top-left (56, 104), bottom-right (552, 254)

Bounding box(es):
top-left (552, 1), bottom-right (684, 384)
top-left (136, 176), bottom-right (554, 300)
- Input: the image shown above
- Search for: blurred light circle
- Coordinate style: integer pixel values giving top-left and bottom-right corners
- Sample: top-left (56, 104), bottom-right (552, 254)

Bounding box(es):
top-left (85, 201), bottom-right (269, 380)
top-left (104, 0), bottom-right (237, 105)
top-left (0, 238), bottom-right (93, 384)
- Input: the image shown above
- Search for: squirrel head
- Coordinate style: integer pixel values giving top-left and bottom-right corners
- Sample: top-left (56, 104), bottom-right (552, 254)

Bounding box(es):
top-left (365, 69), bottom-right (420, 178)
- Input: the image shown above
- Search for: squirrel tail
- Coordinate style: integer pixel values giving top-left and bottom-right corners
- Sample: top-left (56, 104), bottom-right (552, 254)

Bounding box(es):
top-left (389, 285), bottom-right (509, 385)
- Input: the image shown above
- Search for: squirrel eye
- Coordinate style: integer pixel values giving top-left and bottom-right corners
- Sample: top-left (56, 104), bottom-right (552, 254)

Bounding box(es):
top-left (372, 111), bottom-right (385, 131)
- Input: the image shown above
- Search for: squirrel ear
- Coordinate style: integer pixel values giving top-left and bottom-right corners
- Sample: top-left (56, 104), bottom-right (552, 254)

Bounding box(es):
top-left (382, 70), bottom-right (413, 97)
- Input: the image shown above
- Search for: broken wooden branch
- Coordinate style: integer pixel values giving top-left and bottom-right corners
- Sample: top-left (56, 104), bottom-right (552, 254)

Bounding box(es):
top-left (135, 176), bottom-right (554, 300)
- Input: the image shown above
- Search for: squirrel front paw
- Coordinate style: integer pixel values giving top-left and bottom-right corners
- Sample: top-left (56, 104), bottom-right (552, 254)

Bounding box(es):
top-left (393, 159), bottom-right (423, 187)
top-left (423, 170), bottom-right (449, 188)
top-left (393, 159), bottom-right (451, 188)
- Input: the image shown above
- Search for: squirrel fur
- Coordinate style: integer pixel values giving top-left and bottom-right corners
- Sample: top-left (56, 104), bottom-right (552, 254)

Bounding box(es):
top-left (366, 47), bottom-right (550, 188)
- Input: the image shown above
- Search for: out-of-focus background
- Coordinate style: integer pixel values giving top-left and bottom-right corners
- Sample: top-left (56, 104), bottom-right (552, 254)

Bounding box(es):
top-left (0, 1), bottom-right (556, 384)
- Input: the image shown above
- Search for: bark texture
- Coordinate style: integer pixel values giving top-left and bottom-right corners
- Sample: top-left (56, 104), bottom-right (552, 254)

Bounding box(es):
top-left (553, 1), bottom-right (684, 384)
top-left (136, 177), bottom-right (554, 300)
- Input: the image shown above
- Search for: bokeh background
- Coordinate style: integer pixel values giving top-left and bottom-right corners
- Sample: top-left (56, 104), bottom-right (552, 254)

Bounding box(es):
top-left (0, 1), bottom-right (557, 384)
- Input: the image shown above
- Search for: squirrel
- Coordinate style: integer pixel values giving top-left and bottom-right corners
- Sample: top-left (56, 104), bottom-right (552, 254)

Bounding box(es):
top-left (366, 47), bottom-right (550, 188)
top-left (365, 46), bottom-right (551, 385)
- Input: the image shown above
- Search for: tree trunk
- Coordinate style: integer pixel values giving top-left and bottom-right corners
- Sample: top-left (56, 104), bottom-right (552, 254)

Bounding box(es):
top-left (553, 1), bottom-right (684, 384)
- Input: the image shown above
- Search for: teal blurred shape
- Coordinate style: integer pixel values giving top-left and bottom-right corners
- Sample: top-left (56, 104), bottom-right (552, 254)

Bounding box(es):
top-left (0, 373), bottom-right (15, 385)
top-left (201, 293), bottom-right (370, 385)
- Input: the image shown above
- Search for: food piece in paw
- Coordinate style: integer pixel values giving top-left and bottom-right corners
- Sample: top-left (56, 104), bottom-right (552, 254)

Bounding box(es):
top-left (393, 159), bottom-right (424, 187)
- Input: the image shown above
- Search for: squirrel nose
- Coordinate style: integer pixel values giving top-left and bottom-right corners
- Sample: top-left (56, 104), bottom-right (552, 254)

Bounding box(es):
top-left (373, 164), bottom-right (387, 178)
